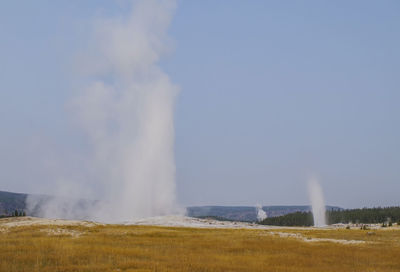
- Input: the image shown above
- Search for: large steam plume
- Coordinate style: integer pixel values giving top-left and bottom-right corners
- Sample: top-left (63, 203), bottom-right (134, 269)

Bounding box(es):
top-left (307, 178), bottom-right (326, 227)
top-left (27, 0), bottom-right (179, 222)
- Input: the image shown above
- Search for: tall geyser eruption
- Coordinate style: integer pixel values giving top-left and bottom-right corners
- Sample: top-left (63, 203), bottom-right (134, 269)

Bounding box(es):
top-left (27, 0), bottom-right (179, 222)
top-left (307, 178), bottom-right (326, 227)
top-left (256, 205), bottom-right (267, 221)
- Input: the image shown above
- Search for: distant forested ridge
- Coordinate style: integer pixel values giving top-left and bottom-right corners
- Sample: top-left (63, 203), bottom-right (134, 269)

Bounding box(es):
top-left (327, 207), bottom-right (400, 224)
top-left (186, 205), bottom-right (341, 222)
top-left (0, 191), bottom-right (27, 215)
top-left (259, 211), bottom-right (314, 226)
top-left (260, 207), bottom-right (400, 226)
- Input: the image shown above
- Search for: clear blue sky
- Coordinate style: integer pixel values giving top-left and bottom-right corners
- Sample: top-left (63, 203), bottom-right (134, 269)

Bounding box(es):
top-left (0, 1), bottom-right (399, 208)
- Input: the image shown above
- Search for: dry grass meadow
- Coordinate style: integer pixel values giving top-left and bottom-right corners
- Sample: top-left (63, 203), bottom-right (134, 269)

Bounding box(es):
top-left (1, 217), bottom-right (400, 272)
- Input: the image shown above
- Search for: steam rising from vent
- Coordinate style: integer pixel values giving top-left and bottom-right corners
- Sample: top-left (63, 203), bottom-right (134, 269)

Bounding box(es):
top-left (308, 178), bottom-right (326, 227)
top-left (26, 0), bottom-right (179, 222)
top-left (256, 205), bottom-right (267, 221)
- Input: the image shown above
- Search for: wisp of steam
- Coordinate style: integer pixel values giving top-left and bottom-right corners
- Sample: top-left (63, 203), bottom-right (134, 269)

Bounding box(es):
top-left (256, 205), bottom-right (267, 221)
top-left (307, 178), bottom-right (326, 227)
top-left (27, 0), bottom-right (179, 222)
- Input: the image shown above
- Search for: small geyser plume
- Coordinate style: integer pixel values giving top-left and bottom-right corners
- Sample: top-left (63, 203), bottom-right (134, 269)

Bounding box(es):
top-left (27, 0), bottom-right (179, 222)
top-left (307, 178), bottom-right (326, 227)
top-left (256, 205), bottom-right (267, 221)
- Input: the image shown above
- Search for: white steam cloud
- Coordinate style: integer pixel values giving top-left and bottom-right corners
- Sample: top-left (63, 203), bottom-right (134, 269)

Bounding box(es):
top-left (256, 204), bottom-right (267, 221)
top-left (27, 0), bottom-right (179, 222)
top-left (307, 178), bottom-right (326, 227)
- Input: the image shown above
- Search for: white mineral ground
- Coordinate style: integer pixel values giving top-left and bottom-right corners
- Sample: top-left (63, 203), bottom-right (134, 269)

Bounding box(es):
top-left (1, 216), bottom-right (391, 245)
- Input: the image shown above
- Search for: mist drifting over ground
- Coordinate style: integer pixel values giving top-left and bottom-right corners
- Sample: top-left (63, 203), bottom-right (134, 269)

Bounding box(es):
top-left (27, 0), bottom-right (180, 222)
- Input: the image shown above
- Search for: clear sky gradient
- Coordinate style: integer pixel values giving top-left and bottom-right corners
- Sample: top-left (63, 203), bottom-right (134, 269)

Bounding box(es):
top-left (0, 1), bottom-right (399, 208)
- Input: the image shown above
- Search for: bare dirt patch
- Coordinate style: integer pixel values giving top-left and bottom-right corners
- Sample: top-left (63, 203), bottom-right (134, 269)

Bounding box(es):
top-left (39, 227), bottom-right (84, 237)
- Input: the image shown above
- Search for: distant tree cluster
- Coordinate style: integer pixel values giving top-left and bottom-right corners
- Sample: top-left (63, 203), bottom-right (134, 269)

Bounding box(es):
top-left (259, 212), bottom-right (314, 226)
top-left (259, 207), bottom-right (400, 226)
top-left (195, 216), bottom-right (233, 222)
top-left (327, 207), bottom-right (400, 224)
top-left (11, 209), bottom-right (26, 217)
top-left (0, 210), bottom-right (26, 218)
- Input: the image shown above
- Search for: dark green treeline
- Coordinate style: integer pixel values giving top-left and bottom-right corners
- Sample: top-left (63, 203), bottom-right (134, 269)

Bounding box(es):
top-left (260, 207), bottom-right (400, 226)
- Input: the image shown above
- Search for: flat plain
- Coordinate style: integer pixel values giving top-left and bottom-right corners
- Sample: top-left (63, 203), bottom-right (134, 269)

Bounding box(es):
top-left (1, 217), bottom-right (399, 272)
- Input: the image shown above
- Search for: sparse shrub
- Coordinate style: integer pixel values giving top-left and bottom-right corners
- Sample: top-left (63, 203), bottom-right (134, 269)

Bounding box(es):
top-left (389, 221), bottom-right (392, 227)
top-left (346, 225), bottom-right (350, 229)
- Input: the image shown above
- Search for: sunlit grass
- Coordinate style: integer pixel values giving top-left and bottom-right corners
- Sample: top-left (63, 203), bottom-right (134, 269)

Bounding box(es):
top-left (1, 220), bottom-right (400, 271)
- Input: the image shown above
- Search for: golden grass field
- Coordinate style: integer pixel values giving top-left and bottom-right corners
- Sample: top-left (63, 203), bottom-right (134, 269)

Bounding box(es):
top-left (1, 217), bottom-right (400, 272)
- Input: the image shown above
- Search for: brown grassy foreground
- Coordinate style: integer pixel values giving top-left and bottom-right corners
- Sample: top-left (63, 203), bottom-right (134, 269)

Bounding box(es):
top-left (1, 218), bottom-right (400, 271)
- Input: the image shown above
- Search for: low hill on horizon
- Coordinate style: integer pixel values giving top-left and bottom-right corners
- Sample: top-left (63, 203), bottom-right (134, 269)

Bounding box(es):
top-left (186, 205), bottom-right (343, 222)
top-left (0, 190), bottom-right (27, 215)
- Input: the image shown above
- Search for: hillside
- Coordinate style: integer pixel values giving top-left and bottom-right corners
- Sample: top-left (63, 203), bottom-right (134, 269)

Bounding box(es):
top-left (0, 191), bottom-right (27, 215)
